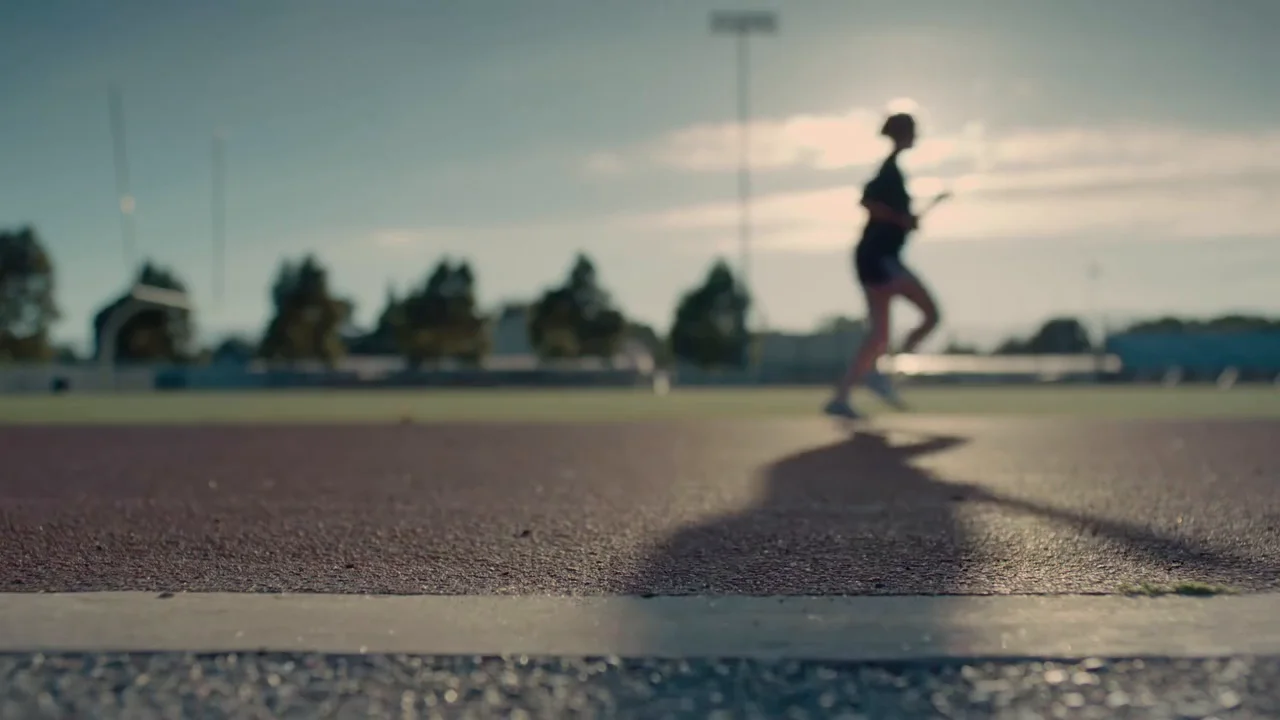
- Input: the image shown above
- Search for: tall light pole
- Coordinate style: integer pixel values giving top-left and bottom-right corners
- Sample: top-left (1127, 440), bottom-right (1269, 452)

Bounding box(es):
top-left (108, 86), bottom-right (138, 272)
top-left (212, 130), bottom-right (227, 306)
top-left (710, 10), bottom-right (777, 330)
top-left (1087, 261), bottom-right (1105, 374)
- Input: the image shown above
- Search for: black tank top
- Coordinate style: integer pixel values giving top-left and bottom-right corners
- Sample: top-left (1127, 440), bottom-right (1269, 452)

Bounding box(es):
top-left (857, 152), bottom-right (912, 255)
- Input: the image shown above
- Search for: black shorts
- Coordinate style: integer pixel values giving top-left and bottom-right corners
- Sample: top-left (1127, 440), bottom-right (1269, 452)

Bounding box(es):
top-left (854, 246), bottom-right (910, 287)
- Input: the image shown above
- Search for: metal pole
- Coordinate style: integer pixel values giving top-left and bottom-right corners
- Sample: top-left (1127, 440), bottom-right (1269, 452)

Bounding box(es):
top-left (711, 10), bottom-right (776, 369)
top-left (735, 32), bottom-right (751, 306)
top-left (1087, 261), bottom-right (1104, 378)
top-left (212, 131), bottom-right (226, 305)
top-left (108, 86), bottom-right (137, 271)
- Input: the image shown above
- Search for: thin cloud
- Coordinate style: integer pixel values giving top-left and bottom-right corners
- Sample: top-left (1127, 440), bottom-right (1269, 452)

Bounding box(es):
top-left (585, 105), bottom-right (1280, 183)
top-left (582, 151), bottom-right (628, 177)
top-left (374, 112), bottom-right (1280, 260)
top-left (358, 218), bottom-right (633, 253)
top-left (370, 228), bottom-right (433, 249)
top-left (986, 126), bottom-right (1280, 175)
top-left (630, 174), bottom-right (1280, 254)
top-left (584, 106), bottom-right (987, 176)
top-left (575, 106), bottom-right (1280, 252)
top-left (365, 164), bottom-right (1280, 260)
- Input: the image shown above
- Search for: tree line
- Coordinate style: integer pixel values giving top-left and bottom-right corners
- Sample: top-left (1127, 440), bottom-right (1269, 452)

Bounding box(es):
top-left (4, 225), bottom-right (1276, 368)
top-left (0, 225), bottom-right (751, 369)
top-left (943, 314), bottom-right (1280, 357)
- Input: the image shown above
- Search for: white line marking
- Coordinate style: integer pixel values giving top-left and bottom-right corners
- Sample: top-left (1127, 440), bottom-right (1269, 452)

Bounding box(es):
top-left (2, 593), bottom-right (1279, 660)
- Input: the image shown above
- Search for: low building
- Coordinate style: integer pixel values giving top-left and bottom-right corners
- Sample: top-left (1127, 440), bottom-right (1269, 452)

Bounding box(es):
top-left (491, 304), bottom-right (534, 358)
top-left (1106, 331), bottom-right (1280, 381)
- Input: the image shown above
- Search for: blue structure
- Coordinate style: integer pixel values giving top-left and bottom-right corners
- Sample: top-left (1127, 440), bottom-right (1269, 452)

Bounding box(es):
top-left (1106, 332), bottom-right (1280, 381)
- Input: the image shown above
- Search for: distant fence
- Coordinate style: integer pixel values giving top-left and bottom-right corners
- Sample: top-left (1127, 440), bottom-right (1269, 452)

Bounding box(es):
top-left (670, 353), bottom-right (1123, 387)
top-left (885, 353), bottom-right (1122, 385)
top-left (0, 365), bottom-right (154, 394)
top-left (5, 348), bottom-right (1280, 395)
top-left (155, 366), bottom-right (650, 390)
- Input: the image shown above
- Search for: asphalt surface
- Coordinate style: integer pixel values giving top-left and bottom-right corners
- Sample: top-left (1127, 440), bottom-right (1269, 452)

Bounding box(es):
top-left (3, 653), bottom-right (1276, 719)
top-left (3, 417), bottom-right (1280, 595)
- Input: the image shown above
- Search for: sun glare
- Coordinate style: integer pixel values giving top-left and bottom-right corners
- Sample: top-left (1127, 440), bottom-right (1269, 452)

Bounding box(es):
top-left (886, 97), bottom-right (919, 115)
top-left (909, 177), bottom-right (946, 198)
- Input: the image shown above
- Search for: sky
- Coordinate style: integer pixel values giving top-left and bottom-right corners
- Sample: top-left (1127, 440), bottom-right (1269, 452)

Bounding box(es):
top-left (3, 0), bottom-right (1279, 352)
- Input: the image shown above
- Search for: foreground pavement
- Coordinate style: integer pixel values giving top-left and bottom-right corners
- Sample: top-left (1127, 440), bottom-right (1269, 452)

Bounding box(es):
top-left (3, 416), bottom-right (1280, 717)
top-left (4, 593), bottom-right (1280, 718)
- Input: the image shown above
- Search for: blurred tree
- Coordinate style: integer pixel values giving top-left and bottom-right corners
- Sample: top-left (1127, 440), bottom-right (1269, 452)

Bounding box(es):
top-left (91, 261), bottom-right (194, 363)
top-left (993, 317), bottom-right (1092, 355)
top-left (1123, 314), bottom-right (1280, 334)
top-left (0, 226), bottom-right (59, 362)
top-left (669, 259), bottom-right (751, 369)
top-left (53, 345), bottom-right (79, 363)
top-left (529, 253), bottom-right (626, 361)
top-left (1025, 317), bottom-right (1092, 353)
top-left (569, 256), bottom-right (626, 360)
top-left (398, 262), bottom-right (451, 366)
top-left (1201, 315), bottom-right (1280, 332)
top-left (445, 261), bottom-right (489, 366)
top-left (941, 338), bottom-right (981, 355)
top-left (258, 255), bottom-right (349, 365)
top-left (349, 286), bottom-right (403, 356)
top-left (1122, 317), bottom-right (1186, 335)
top-left (397, 259), bottom-right (488, 367)
top-left (528, 286), bottom-right (579, 360)
top-left (211, 336), bottom-right (256, 365)
top-left (992, 336), bottom-right (1029, 355)
top-left (814, 315), bottom-right (865, 335)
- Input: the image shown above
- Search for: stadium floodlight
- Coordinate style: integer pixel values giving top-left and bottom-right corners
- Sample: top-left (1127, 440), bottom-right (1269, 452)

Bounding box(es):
top-left (98, 284), bottom-right (192, 390)
top-left (709, 10), bottom-right (777, 334)
top-left (710, 10), bottom-right (778, 34)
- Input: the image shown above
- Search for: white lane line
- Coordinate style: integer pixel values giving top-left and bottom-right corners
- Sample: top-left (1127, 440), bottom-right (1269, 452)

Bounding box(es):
top-left (2, 593), bottom-right (1279, 660)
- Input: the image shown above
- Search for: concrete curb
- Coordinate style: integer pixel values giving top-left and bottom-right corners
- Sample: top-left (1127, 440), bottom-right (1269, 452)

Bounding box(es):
top-left (3, 593), bottom-right (1280, 660)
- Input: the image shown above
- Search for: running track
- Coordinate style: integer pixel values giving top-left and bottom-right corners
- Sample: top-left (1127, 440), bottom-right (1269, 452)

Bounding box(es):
top-left (3, 416), bottom-right (1280, 717)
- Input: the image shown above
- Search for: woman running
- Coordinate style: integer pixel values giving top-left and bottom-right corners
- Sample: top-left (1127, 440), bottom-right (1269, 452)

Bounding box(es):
top-left (824, 111), bottom-right (942, 420)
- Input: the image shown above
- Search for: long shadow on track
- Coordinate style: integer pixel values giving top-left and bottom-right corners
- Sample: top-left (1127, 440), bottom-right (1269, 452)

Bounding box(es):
top-left (623, 429), bottom-right (976, 596)
top-left (626, 424), bottom-right (1276, 597)
top-left (622, 423), bottom-right (1277, 651)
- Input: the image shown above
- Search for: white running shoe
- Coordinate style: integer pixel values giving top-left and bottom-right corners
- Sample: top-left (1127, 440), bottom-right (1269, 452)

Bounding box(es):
top-left (822, 397), bottom-right (863, 420)
top-left (864, 371), bottom-right (908, 410)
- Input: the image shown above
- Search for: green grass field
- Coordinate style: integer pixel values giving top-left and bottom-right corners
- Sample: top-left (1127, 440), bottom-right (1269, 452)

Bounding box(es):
top-left (1, 385), bottom-right (1278, 424)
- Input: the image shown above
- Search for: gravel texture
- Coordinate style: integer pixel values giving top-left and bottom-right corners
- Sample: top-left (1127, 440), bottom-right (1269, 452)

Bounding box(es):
top-left (3, 653), bottom-right (1278, 719)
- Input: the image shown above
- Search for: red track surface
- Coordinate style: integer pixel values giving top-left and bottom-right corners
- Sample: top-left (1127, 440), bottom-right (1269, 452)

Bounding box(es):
top-left (3, 417), bottom-right (1279, 595)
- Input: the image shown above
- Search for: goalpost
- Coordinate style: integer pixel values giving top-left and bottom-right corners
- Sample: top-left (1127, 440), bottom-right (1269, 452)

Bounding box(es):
top-left (97, 284), bottom-right (192, 391)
